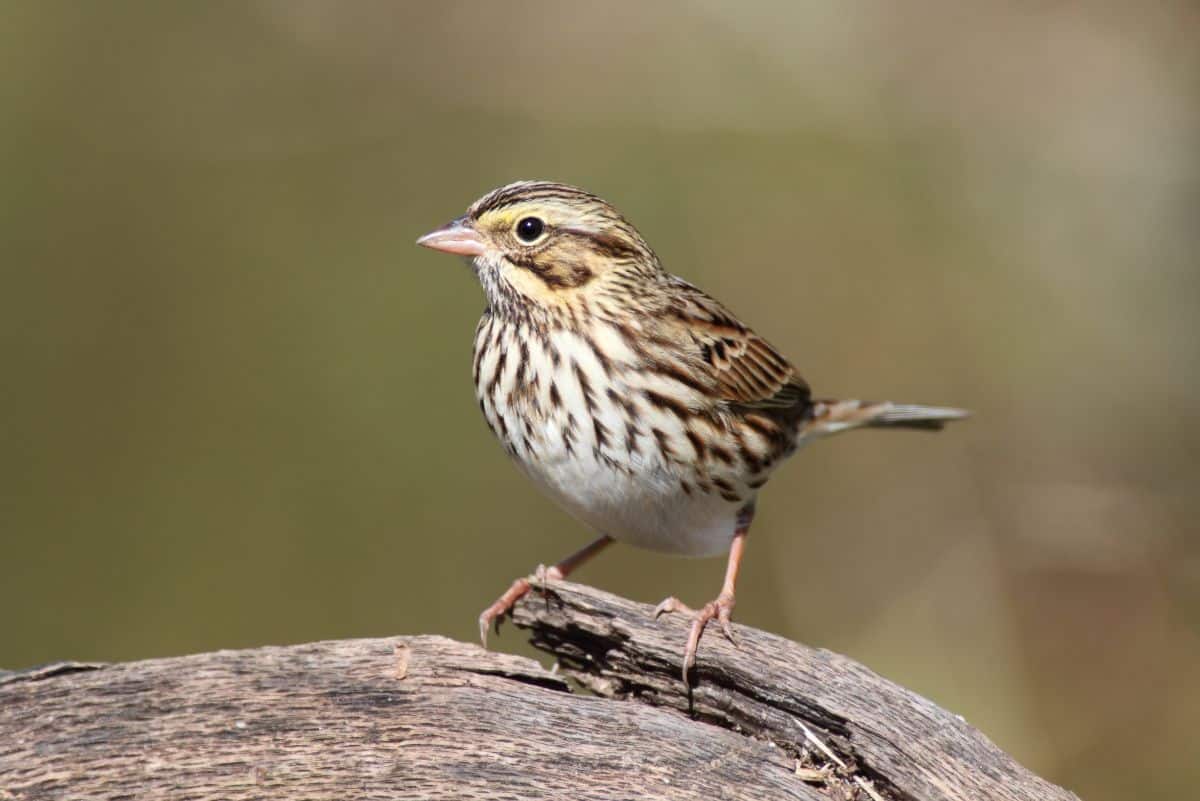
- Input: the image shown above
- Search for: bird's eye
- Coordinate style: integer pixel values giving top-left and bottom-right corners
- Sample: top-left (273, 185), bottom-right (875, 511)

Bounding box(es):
top-left (515, 216), bottom-right (545, 243)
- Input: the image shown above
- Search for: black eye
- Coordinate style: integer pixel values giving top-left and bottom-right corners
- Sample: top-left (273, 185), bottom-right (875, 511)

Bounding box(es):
top-left (516, 216), bottom-right (544, 243)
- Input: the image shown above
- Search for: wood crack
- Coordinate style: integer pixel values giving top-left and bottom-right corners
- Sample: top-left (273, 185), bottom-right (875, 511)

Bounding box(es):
top-left (509, 581), bottom-right (1078, 801)
top-left (0, 588), bottom-right (1079, 801)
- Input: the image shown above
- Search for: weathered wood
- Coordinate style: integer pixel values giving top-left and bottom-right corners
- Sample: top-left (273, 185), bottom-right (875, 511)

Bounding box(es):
top-left (0, 581), bottom-right (1078, 801)
top-left (510, 581), bottom-right (1080, 801)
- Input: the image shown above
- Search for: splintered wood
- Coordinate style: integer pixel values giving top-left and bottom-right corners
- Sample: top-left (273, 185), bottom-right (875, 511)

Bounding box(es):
top-left (1, 583), bottom-right (1079, 801)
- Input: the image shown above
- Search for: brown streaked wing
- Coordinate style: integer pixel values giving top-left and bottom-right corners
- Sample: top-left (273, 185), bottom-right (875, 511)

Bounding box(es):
top-left (661, 279), bottom-right (811, 418)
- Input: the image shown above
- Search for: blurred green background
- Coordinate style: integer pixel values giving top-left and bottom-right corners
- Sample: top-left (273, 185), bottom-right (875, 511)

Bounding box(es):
top-left (3, 3), bottom-right (1197, 798)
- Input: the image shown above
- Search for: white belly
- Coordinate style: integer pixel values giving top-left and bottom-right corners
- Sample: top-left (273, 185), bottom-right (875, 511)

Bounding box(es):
top-left (472, 317), bottom-right (753, 557)
top-left (516, 420), bottom-right (741, 557)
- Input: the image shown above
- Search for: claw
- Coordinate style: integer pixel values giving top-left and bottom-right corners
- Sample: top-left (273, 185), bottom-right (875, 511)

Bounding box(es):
top-left (478, 601), bottom-right (507, 649)
top-left (474, 537), bottom-right (614, 651)
top-left (653, 596), bottom-right (694, 619)
top-left (717, 603), bottom-right (739, 647)
top-left (477, 576), bottom-right (533, 649)
top-left (478, 615), bottom-right (501, 649)
top-left (530, 565), bottom-right (564, 609)
top-left (654, 592), bottom-right (737, 683)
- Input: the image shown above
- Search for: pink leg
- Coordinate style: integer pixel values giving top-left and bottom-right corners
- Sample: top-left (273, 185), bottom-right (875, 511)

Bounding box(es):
top-left (654, 508), bottom-right (753, 683)
top-left (479, 535), bottom-right (614, 646)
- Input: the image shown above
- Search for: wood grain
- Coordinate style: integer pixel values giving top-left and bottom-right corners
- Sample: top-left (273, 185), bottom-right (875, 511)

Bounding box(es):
top-left (511, 581), bottom-right (1081, 801)
top-left (0, 581), bottom-right (1078, 801)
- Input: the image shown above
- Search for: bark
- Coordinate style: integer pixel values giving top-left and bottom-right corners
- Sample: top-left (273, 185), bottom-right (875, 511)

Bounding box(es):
top-left (0, 581), bottom-right (1078, 801)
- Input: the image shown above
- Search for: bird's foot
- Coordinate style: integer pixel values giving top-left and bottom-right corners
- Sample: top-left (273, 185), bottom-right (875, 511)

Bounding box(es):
top-left (653, 591), bottom-right (738, 683)
top-left (478, 564), bottom-right (562, 647)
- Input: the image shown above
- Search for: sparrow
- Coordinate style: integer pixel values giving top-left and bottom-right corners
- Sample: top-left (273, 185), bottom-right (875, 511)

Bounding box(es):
top-left (418, 181), bottom-right (966, 681)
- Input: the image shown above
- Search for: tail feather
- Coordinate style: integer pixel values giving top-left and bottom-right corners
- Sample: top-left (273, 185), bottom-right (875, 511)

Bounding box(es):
top-left (801, 399), bottom-right (969, 437)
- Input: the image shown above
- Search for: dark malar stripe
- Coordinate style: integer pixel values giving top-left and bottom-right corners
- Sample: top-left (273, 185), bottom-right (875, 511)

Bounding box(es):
top-left (535, 270), bottom-right (576, 291)
top-left (507, 253), bottom-right (572, 290)
top-left (559, 259), bottom-right (595, 287)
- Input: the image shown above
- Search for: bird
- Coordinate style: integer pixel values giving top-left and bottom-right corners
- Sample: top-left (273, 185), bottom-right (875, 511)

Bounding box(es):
top-left (417, 180), bottom-right (966, 682)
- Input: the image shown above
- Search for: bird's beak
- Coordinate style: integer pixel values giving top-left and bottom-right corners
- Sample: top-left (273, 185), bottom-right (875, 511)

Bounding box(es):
top-left (416, 218), bottom-right (486, 257)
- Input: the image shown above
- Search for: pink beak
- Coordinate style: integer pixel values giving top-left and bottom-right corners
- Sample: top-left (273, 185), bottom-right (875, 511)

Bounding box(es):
top-left (416, 218), bottom-right (486, 257)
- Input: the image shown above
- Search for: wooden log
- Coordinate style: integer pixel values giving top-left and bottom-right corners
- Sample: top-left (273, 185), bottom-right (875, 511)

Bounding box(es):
top-left (0, 581), bottom-right (1078, 800)
top-left (510, 581), bottom-right (1080, 801)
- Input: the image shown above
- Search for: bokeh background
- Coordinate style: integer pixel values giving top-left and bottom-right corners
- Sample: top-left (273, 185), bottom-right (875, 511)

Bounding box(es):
top-left (3, 3), bottom-right (1197, 798)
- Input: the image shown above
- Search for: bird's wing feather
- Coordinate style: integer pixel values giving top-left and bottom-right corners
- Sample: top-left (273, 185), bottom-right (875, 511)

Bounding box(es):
top-left (658, 279), bottom-right (811, 416)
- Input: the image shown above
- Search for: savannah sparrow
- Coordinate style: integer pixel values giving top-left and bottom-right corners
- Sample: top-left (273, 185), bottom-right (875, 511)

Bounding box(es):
top-left (418, 181), bottom-right (966, 682)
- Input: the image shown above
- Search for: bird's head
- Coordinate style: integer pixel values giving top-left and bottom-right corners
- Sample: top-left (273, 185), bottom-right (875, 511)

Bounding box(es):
top-left (417, 181), bottom-right (660, 319)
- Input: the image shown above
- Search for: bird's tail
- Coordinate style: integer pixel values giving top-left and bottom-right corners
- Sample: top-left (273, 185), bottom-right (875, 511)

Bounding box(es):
top-left (799, 398), bottom-right (969, 437)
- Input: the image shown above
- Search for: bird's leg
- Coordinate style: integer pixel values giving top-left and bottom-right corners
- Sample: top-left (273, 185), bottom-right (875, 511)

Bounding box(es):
top-left (478, 534), bottom-right (613, 646)
top-left (654, 506), bottom-right (753, 683)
